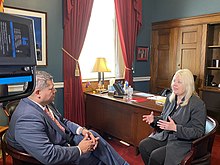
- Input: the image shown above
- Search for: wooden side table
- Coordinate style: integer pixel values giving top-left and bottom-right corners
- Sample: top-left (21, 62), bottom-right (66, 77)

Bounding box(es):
top-left (0, 126), bottom-right (8, 165)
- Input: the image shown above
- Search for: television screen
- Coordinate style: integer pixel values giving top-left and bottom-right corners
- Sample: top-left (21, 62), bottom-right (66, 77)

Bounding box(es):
top-left (0, 12), bottom-right (36, 66)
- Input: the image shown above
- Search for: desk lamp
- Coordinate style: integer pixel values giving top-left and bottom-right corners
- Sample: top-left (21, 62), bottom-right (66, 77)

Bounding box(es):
top-left (92, 57), bottom-right (111, 85)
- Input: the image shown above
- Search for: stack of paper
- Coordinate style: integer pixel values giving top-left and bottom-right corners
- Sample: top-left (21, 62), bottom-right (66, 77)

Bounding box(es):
top-left (133, 92), bottom-right (155, 97)
top-left (148, 96), bottom-right (166, 105)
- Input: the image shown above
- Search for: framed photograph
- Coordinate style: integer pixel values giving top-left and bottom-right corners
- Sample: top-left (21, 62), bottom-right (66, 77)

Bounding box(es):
top-left (4, 6), bottom-right (47, 66)
top-left (136, 46), bottom-right (148, 61)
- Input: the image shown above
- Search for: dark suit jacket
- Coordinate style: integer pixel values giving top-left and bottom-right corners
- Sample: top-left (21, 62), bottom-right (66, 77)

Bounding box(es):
top-left (149, 94), bottom-right (207, 165)
top-left (6, 98), bottom-right (81, 164)
top-left (6, 98), bottom-right (127, 165)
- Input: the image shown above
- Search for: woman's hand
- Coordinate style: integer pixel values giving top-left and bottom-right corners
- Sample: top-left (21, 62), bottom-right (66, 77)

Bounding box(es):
top-left (143, 111), bottom-right (154, 124)
top-left (157, 116), bottom-right (177, 131)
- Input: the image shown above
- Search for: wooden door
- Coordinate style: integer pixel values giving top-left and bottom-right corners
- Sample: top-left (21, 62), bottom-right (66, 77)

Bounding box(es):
top-left (176, 25), bottom-right (203, 82)
top-left (150, 28), bottom-right (177, 93)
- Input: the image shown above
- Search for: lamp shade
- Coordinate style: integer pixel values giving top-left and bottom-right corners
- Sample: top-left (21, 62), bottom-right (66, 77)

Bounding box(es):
top-left (92, 57), bottom-right (111, 72)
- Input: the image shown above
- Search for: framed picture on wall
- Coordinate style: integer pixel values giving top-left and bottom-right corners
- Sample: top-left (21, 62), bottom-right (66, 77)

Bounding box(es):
top-left (4, 6), bottom-right (47, 66)
top-left (136, 46), bottom-right (148, 61)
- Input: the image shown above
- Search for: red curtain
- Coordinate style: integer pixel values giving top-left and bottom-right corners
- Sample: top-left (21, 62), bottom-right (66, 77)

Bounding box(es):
top-left (63, 0), bottom-right (94, 126)
top-left (114, 0), bottom-right (142, 86)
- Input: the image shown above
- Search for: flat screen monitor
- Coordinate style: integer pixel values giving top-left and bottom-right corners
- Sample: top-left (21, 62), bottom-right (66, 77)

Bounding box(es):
top-left (0, 12), bottom-right (36, 102)
top-left (0, 12), bottom-right (37, 66)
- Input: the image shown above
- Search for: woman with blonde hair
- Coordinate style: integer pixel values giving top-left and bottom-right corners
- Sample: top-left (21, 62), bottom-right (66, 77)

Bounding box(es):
top-left (139, 69), bottom-right (207, 165)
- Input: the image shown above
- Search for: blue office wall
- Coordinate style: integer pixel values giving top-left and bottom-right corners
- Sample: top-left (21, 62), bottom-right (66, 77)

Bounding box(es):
top-left (135, 0), bottom-right (220, 92)
top-left (133, 0), bottom-right (153, 92)
top-left (152, 0), bottom-right (220, 22)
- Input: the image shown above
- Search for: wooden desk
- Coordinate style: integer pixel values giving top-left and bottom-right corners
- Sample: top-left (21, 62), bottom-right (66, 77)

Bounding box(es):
top-left (85, 92), bottom-right (163, 152)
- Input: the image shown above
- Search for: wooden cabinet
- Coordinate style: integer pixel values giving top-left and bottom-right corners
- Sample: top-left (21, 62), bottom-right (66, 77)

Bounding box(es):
top-left (176, 26), bottom-right (203, 74)
top-left (201, 23), bottom-right (220, 133)
top-left (204, 24), bottom-right (220, 88)
top-left (150, 24), bottom-right (205, 93)
top-left (177, 25), bottom-right (206, 90)
top-left (200, 89), bottom-right (220, 133)
top-left (150, 13), bottom-right (220, 93)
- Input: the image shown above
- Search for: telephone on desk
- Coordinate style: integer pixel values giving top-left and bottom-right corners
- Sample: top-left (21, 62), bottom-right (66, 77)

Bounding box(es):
top-left (113, 83), bottom-right (126, 98)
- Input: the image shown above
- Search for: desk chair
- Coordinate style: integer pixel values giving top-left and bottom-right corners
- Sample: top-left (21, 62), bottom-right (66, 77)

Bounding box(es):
top-left (158, 88), bottom-right (172, 97)
top-left (1, 100), bottom-right (19, 165)
top-left (2, 100), bottom-right (42, 165)
top-left (3, 100), bottom-right (20, 121)
top-left (181, 116), bottom-right (218, 165)
top-left (2, 133), bottom-right (42, 165)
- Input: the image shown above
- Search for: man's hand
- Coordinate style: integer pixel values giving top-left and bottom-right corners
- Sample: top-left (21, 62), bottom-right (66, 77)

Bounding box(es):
top-left (78, 133), bottom-right (97, 154)
top-left (81, 128), bottom-right (99, 150)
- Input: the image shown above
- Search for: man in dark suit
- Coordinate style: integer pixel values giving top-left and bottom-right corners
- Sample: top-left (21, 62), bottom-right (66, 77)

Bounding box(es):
top-left (6, 70), bottom-right (129, 165)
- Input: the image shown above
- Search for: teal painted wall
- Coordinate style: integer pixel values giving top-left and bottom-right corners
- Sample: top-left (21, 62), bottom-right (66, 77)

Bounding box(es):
top-left (133, 0), bottom-right (153, 92)
top-left (152, 0), bottom-right (220, 22)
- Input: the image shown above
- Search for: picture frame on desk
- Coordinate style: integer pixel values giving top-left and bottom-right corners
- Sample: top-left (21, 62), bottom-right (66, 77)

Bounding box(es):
top-left (4, 6), bottom-right (47, 66)
top-left (136, 46), bottom-right (148, 61)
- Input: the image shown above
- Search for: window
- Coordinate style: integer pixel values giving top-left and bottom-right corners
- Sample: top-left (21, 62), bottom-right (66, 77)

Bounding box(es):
top-left (79, 0), bottom-right (124, 81)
